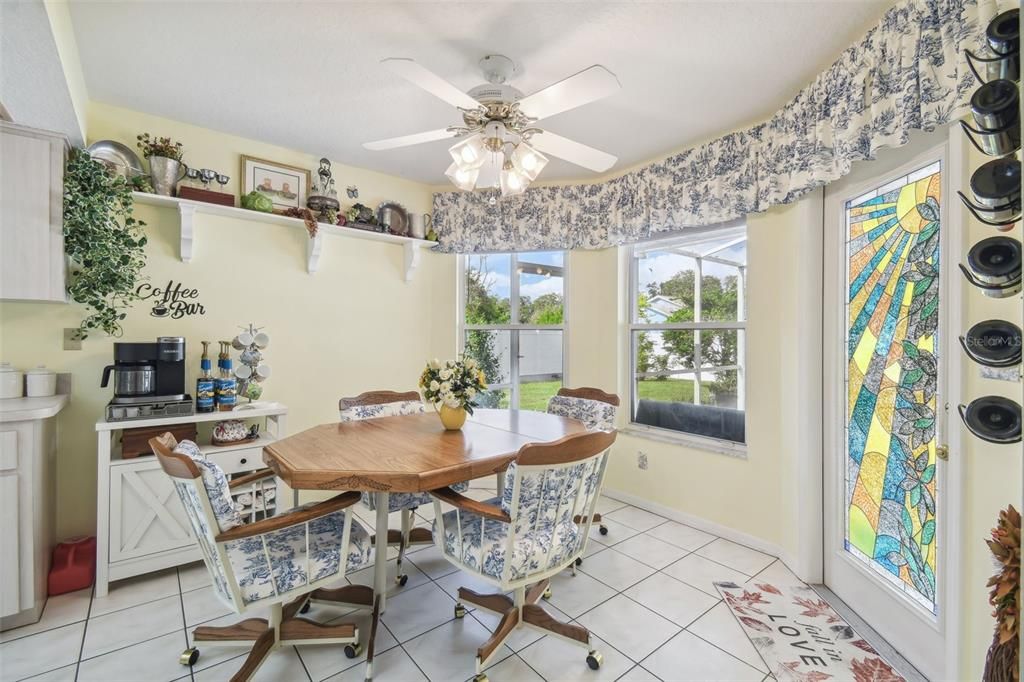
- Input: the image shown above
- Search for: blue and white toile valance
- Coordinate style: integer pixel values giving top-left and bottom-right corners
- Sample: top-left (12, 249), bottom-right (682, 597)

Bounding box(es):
top-left (432, 0), bottom-right (999, 253)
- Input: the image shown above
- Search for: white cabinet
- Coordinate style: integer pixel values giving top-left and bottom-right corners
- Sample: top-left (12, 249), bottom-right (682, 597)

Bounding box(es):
top-left (0, 396), bottom-right (66, 631)
top-left (95, 404), bottom-right (288, 596)
top-left (0, 121), bottom-right (68, 302)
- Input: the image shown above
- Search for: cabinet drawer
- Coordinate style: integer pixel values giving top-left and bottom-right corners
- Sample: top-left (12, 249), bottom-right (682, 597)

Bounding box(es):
top-left (0, 431), bottom-right (17, 471)
top-left (206, 446), bottom-right (265, 475)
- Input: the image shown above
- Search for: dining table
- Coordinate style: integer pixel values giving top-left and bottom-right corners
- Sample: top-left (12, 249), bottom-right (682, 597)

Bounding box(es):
top-left (260, 408), bottom-right (586, 618)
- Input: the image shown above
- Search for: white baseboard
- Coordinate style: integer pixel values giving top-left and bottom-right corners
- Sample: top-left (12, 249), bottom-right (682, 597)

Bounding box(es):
top-left (602, 487), bottom-right (801, 578)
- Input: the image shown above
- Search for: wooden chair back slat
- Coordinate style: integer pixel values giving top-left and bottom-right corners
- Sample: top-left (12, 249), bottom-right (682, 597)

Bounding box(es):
top-left (556, 387), bottom-right (620, 407)
top-left (148, 432), bottom-right (201, 479)
top-left (516, 429), bottom-right (616, 467)
top-left (338, 390), bottom-right (421, 411)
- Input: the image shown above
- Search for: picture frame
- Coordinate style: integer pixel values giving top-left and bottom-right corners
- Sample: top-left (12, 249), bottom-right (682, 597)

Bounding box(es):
top-left (240, 155), bottom-right (310, 212)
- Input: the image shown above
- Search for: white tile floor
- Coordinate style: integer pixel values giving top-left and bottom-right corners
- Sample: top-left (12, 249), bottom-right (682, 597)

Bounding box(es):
top-left (0, 479), bottom-right (803, 682)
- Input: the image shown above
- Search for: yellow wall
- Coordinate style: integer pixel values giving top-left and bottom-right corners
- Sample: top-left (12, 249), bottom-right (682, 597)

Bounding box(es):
top-left (0, 102), bottom-right (457, 539)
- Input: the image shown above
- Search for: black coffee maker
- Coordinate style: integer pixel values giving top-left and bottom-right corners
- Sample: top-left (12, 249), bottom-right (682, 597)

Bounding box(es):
top-left (101, 336), bottom-right (193, 421)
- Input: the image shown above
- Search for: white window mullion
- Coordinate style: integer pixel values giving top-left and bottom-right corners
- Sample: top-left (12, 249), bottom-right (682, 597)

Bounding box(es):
top-left (693, 257), bottom-right (702, 407)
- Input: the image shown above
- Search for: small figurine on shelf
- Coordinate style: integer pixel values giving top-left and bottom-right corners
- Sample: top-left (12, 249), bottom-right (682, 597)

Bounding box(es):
top-left (232, 323), bottom-right (271, 410)
top-left (306, 157), bottom-right (341, 224)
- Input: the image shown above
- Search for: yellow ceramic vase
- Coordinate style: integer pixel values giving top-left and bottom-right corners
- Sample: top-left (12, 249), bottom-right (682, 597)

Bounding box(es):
top-left (439, 404), bottom-right (467, 430)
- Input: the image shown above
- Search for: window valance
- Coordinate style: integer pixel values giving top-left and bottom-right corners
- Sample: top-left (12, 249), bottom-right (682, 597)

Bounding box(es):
top-left (432, 0), bottom-right (998, 254)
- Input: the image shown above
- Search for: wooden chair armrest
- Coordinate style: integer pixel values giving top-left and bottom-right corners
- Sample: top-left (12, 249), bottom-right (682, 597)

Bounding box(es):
top-left (215, 490), bottom-right (361, 543)
top-left (228, 468), bottom-right (276, 489)
top-left (431, 486), bottom-right (511, 523)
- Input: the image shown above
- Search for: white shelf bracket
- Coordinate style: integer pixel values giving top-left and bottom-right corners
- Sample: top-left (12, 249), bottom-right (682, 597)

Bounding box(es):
top-left (178, 203), bottom-right (196, 263)
top-left (403, 241), bottom-right (421, 282)
top-left (307, 233), bottom-right (324, 274)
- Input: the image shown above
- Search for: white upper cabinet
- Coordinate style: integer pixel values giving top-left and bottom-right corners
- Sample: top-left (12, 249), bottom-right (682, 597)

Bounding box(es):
top-left (0, 121), bottom-right (67, 302)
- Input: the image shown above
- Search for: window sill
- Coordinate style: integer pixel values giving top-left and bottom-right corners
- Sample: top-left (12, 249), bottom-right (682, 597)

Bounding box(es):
top-left (620, 424), bottom-right (748, 459)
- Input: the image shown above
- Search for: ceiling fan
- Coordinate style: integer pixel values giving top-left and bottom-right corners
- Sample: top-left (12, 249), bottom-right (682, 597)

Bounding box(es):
top-left (363, 55), bottom-right (620, 196)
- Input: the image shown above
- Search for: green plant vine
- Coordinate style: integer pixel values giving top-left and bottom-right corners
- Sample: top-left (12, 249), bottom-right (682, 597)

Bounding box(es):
top-left (63, 150), bottom-right (148, 338)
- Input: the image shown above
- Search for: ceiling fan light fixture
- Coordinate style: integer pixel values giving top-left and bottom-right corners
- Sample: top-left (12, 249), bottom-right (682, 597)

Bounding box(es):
top-left (511, 142), bottom-right (548, 181)
top-left (449, 134), bottom-right (486, 170)
top-left (500, 161), bottom-right (528, 197)
top-left (445, 162), bottom-right (480, 191)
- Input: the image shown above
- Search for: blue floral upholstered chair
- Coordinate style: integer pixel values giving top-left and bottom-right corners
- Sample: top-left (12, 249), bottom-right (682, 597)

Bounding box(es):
top-left (546, 387), bottom-right (620, 545)
top-left (150, 433), bottom-right (374, 681)
top-left (432, 428), bottom-right (618, 681)
top-left (338, 390), bottom-right (471, 587)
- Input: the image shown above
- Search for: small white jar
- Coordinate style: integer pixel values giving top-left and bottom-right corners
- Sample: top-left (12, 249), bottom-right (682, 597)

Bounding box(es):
top-left (26, 366), bottom-right (57, 398)
top-left (0, 363), bottom-right (24, 399)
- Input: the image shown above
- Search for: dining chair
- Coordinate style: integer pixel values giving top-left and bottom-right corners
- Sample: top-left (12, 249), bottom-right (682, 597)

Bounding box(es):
top-left (338, 390), bottom-right (471, 587)
top-left (432, 429), bottom-right (618, 682)
top-left (150, 433), bottom-right (375, 682)
top-left (546, 387), bottom-right (620, 545)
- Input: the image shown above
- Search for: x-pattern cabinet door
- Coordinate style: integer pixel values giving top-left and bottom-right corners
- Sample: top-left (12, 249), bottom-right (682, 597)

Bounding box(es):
top-left (109, 459), bottom-right (192, 562)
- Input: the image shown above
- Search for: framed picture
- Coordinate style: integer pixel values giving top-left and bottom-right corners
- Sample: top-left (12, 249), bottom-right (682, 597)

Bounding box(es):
top-left (240, 155), bottom-right (310, 212)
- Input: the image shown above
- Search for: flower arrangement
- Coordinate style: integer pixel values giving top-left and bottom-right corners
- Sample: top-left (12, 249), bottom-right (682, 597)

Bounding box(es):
top-left (419, 356), bottom-right (487, 413)
top-left (984, 504), bottom-right (1020, 682)
top-left (136, 133), bottom-right (184, 160)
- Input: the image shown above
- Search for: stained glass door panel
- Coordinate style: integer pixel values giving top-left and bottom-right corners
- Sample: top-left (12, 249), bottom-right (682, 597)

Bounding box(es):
top-left (844, 161), bottom-right (940, 614)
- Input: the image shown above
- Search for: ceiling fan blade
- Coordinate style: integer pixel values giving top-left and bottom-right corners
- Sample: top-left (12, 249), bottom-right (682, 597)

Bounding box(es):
top-left (363, 128), bottom-right (458, 151)
top-left (382, 58), bottom-right (480, 110)
top-left (517, 65), bottom-right (620, 121)
top-left (530, 131), bottom-right (617, 173)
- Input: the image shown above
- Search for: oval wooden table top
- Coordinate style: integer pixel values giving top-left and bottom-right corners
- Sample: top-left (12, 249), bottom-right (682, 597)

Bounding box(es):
top-left (261, 408), bottom-right (586, 493)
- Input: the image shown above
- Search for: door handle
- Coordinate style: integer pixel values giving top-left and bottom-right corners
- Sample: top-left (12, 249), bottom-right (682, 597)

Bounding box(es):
top-left (936, 444), bottom-right (949, 461)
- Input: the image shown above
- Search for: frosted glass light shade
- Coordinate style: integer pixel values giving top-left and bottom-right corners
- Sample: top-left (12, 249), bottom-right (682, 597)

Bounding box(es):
top-left (445, 162), bottom-right (479, 191)
top-left (511, 142), bottom-right (548, 181)
top-left (449, 134), bottom-right (486, 170)
top-left (500, 166), bottom-right (527, 197)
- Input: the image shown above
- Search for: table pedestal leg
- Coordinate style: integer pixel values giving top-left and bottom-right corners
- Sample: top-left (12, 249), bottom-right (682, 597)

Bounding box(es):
top-left (374, 492), bottom-right (390, 615)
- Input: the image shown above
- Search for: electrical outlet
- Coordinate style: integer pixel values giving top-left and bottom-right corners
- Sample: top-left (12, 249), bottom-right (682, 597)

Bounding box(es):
top-left (63, 328), bottom-right (82, 351)
top-left (637, 451), bottom-right (648, 470)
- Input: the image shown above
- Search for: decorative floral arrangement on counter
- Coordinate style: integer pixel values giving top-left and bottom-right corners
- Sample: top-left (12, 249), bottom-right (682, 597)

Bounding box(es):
top-left (135, 133), bottom-right (183, 161)
top-left (984, 504), bottom-right (1020, 682)
top-left (63, 150), bottom-right (148, 339)
top-left (419, 356), bottom-right (487, 431)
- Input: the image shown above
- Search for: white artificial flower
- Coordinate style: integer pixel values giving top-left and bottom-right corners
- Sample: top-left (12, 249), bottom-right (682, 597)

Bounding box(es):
top-left (429, 358), bottom-right (441, 370)
top-left (440, 368), bottom-right (452, 380)
top-left (440, 381), bottom-right (451, 393)
top-left (466, 388), bottom-right (476, 399)
top-left (429, 380), bottom-right (440, 391)
top-left (444, 394), bottom-right (461, 408)
top-left (465, 358), bottom-right (477, 369)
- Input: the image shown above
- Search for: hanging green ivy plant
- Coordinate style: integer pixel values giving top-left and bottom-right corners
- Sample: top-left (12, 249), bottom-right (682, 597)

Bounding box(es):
top-left (63, 150), bottom-right (148, 338)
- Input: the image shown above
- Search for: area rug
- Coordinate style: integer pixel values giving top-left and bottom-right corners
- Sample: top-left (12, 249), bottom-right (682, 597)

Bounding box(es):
top-left (714, 581), bottom-right (906, 682)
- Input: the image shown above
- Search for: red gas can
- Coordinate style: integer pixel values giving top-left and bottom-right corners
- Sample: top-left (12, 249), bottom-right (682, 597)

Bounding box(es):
top-left (47, 536), bottom-right (96, 596)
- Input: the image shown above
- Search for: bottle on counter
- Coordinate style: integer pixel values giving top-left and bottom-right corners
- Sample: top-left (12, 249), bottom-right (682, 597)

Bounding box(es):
top-left (196, 341), bottom-right (215, 413)
top-left (215, 341), bottom-right (237, 411)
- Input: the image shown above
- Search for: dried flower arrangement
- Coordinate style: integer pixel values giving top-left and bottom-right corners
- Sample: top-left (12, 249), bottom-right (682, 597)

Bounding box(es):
top-left (136, 133), bottom-right (184, 160)
top-left (984, 504), bottom-right (1020, 682)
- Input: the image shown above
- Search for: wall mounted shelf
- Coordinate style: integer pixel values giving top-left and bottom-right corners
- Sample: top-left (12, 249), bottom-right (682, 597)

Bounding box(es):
top-left (131, 192), bottom-right (436, 281)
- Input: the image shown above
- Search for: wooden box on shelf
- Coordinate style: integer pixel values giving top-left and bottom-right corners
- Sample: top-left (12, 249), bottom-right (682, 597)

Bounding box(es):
top-left (121, 422), bottom-right (197, 459)
top-left (177, 186), bottom-right (235, 207)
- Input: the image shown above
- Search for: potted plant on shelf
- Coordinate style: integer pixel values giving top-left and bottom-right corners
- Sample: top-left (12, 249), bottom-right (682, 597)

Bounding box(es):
top-left (419, 356), bottom-right (488, 430)
top-left (136, 133), bottom-right (185, 196)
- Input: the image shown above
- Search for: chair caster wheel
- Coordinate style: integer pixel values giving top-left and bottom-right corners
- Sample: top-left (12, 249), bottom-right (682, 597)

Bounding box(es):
top-left (179, 648), bottom-right (200, 666)
top-left (455, 603), bottom-right (467, 618)
top-left (473, 674), bottom-right (489, 682)
top-left (575, 557), bottom-right (583, 566)
top-left (396, 573), bottom-right (409, 587)
top-left (300, 601), bottom-right (311, 614)
top-left (345, 642), bottom-right (363, 659)
top-left (598, 525), bottom-right (609, 535)
top-left (586, 650), bottom-right (603, 670)
top-left (542, 587), bottom-right (552, 600)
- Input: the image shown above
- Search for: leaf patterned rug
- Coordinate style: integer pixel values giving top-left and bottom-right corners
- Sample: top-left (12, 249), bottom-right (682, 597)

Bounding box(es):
top-left (715, 581), bottom-right (906, 682)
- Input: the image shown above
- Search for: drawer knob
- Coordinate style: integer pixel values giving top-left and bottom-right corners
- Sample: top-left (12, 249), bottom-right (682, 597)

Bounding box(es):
top-left (240, 458), bottom-right (247, 465)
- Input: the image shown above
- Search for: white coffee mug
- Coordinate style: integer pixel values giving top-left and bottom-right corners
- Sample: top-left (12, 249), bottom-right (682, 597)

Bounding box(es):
top-left (254, 363), bottom-right (271, 382)
top-left (232, 332), bottom-right (254, 350)
top-left (253, 332), bottom-right (270, 349)
top-left (234, 365), bottom-right (252, 379)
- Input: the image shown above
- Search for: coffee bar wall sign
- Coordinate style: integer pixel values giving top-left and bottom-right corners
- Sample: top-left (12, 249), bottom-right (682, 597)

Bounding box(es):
top-left (136, 280), bottom-right (206, 318)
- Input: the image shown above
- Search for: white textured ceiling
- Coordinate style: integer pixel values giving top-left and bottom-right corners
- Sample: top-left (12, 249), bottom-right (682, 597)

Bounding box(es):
top-left (68, 1), bottom-right (891, 184)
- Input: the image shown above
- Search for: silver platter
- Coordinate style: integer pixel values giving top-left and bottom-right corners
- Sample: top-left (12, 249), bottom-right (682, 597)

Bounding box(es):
top-left (377, 200), bottom-right (410, 236)
top-left (87, 139), bottom-right (145, 179)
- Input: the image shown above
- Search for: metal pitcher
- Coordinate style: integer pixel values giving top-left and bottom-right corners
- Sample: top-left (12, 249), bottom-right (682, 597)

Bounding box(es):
top-left (149, 156), bottom-right (187, 196)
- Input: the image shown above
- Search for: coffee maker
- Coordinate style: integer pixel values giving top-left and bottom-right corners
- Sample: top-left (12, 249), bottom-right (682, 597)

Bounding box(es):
top-left (101, 336), bottom-right (194, 421)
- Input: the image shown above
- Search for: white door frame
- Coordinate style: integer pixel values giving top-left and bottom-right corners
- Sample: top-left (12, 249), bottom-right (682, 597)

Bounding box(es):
top-left (798, 124), bottom-right (965, 680)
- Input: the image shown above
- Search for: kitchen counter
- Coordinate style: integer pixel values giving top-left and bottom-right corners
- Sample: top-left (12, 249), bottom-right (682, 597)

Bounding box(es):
top-left (0, 394), bottom-right (69, 422)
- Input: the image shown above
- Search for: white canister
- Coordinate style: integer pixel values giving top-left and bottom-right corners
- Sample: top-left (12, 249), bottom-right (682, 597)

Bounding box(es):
top-left (0, 363), bottom-right (24, 399)
top-left (26, 366), bottom-right (57, 397)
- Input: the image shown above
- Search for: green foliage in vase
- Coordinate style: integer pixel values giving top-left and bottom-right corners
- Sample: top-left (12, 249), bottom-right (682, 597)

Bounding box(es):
top-left (63, 150), bottom-right (148, 339)
top-left (136, 132), bottom-right (183, 160)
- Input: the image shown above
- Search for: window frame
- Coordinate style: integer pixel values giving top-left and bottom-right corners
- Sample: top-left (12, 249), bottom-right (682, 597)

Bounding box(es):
top-left (457, 251), bottom-right (569, 410)
top-left (626, 222), bottom-right (748, 455)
